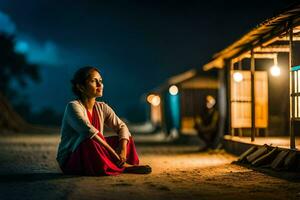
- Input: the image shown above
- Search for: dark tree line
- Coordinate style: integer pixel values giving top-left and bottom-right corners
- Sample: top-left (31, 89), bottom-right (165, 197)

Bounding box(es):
top-left (0, 34), bottom-right (39, 97)
top-left (0, 33), bottom-right (40, 132)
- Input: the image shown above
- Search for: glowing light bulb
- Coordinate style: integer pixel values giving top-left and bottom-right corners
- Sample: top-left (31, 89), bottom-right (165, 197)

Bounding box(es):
top-left (270, 65), bottom-right (280, 77)
top-left (151, 96), bottom-right (160, 106)
top-left (169, 85), bottom-right (178, 95)
top-left (233, 72), bottom-right (243, 82)
top-left (147, 94), bottom-right (155, 104)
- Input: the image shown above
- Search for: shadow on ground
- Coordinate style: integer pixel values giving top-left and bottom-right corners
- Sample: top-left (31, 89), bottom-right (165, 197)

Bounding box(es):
top-left (0, 172), bottom-right (77, 183)
top-left (232, 162), bottom-right (300, 182)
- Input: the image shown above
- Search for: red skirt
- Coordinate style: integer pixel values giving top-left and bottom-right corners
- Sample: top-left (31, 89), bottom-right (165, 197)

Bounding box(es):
top-left (60, 134), bottom-right (139, 176)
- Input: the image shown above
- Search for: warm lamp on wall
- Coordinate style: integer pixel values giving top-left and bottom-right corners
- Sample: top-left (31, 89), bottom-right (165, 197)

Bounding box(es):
top-left (270, 65), bottom-right (281, 77)
top-left (233, 72), bottom-right (243, 82)
top-left (270, 54), bottom-right (281, 77)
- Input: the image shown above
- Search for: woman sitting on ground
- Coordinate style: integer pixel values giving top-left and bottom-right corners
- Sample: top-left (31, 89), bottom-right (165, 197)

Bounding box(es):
top-left (56, 66), bottom-right (151, 176)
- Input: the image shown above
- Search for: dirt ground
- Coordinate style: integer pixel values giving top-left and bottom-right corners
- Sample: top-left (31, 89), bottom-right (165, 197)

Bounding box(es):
top-left (0, 133), bottom-right (300, 200)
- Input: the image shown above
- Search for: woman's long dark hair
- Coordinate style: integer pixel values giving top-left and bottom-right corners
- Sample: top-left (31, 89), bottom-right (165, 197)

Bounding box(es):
top-left (71, 66), bottom-right (100, 98)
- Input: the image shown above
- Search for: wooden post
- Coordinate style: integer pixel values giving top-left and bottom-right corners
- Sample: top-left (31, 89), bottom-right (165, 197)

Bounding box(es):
top-left (251, 49), bottom-right (256, 142)
top-left (289, 25), bottom-right (296, 149)
top-left (229, 59), bottom-right (233, 136)
top-left (238, 58), bottom-right (243, 136)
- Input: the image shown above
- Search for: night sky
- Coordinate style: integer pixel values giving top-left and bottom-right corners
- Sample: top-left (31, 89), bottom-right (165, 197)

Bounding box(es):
top-left (0, 0), bottom-right (294, 122)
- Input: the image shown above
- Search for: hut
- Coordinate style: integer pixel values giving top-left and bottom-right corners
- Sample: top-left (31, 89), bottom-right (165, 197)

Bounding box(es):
top-left (203, 2), bottom-right (300, 152)
top-left (146, 68), bottom-right (218, 138)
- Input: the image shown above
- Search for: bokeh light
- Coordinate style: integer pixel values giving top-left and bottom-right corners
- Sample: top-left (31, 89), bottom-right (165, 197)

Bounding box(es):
top-left (169, 85), bottom-right (178, 95)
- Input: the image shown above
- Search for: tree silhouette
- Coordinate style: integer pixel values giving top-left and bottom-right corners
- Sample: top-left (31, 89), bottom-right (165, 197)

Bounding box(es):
top-left (0, 34), bottom-right (39, 96)
top-left (0, 33), bottom-right (40, 132)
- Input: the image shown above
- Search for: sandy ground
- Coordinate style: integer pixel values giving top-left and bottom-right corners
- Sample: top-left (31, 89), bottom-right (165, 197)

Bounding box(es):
top-left (0, 133), bottom-right (300, 200)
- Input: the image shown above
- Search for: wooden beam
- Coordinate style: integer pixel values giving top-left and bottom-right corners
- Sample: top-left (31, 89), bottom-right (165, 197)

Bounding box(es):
top-left (254, 45), bottom-right (290, 53)
top-left (203, 58), bottom-right (224, 71)
top-left (168, 69), bottom-right (196, 85)
top-left (232, 53), bottom-right (277, 63)
top-left (262, 36), bottom-right (300, 47)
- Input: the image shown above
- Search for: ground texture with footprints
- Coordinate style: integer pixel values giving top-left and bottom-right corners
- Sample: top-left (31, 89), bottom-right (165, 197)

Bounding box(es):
top-left (0, 133), bottom-right (300, 200)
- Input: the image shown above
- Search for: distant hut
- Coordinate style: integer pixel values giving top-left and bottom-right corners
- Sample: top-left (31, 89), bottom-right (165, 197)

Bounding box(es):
top-left (146, 68), bottom-right (218, 137)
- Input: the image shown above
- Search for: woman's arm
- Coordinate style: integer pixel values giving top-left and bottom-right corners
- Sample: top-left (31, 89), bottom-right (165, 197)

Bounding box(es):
top-left (102, 103), bottom-right (130, 164)
top-left (66, 102), bottom-right (99, 138)
top-left (103, 103), bottom-right (131, 141)
top-left (118, 139), bottom-right (128, 164)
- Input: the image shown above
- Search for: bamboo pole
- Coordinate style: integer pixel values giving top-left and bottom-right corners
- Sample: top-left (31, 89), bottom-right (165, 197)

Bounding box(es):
top-left (229, 59), bottom-right (234, 136)
top-left (250, 49), bottom-right (256, 142)
top-left (289, 24), bottom-right (296, 149)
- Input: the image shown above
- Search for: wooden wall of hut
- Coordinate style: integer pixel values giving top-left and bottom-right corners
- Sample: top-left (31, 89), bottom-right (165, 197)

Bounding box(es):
top-left (292, 41), bottom-right (300, 136)
top-left (226, 52), bottom-right (291, 137)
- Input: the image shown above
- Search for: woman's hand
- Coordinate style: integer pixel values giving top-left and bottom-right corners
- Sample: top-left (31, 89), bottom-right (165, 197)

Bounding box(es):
top-left (117, 139), bottom-right (128, 167)
top-left (110, 150), bottom-right (124, 166)
top-left (118, 149), bottom-right (127, 165)
top-left (93, 134), bottom-right (124, 166)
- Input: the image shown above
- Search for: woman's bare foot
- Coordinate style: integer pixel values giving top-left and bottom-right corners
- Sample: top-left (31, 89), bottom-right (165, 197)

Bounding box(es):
top-left (122, 162), bottom-right (136, 167)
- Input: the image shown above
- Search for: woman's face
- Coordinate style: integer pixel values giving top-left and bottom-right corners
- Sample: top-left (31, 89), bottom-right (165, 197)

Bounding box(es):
top-left (80, 70), bottom-right (103, 98)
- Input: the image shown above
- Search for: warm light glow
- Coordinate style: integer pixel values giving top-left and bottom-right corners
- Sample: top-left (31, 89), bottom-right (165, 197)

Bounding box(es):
top-left (147, 94), bottom-right (160, 106)
top-left (151, 96), bottom-right (160, 106)
top-left (147, 94), bottom-right (155, 104)
top-left (270, 65), bottom-right (281, 77)
top-left (169, 85), bottom-right (178, 95)
top-left (233, 72), bottom-right (243, 82)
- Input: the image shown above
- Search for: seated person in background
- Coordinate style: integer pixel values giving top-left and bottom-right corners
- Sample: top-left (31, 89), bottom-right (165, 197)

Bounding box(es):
top-left (194, 95), bottom-right (219, 151)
